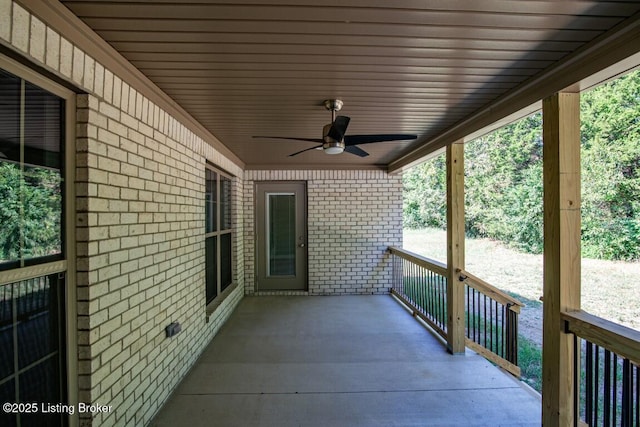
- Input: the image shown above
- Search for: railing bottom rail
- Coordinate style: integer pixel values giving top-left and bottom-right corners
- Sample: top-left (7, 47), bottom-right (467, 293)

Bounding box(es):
top-left (391, 289), bottom-right (447, 342)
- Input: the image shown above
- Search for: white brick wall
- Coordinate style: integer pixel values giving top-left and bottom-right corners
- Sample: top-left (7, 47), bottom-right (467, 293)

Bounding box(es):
top-left (1, 2), bottom-right (244, 426)
top-left (244, 170), bottom-right (403, 295)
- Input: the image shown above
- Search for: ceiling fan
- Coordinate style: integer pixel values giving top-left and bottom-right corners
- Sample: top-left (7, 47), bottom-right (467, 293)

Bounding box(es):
top-left (253, 99), bottom-right (418, 157)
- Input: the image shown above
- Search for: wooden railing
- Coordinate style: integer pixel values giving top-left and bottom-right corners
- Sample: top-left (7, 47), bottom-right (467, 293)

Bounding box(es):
top-left (562, 310), bottom-right (640, 426)
top-left (389, 247), bottom-right (448, 340)
top-left (458, 269), bottom-right (523, 377)
top-left (389, 247), bottom-right (522, 376)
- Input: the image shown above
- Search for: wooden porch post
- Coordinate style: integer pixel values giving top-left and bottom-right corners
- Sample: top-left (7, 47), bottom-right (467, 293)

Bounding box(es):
top-left (542, 92), bottom-right (581, 426)
top-left (446, 140), bottom-right (465, 354)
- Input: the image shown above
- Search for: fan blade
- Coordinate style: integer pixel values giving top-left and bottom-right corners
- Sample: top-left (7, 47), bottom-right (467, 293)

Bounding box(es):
top-left (253, 136), bottom-right (323, 143)
top-left (344, 145), bottom-right (369, 157)
top-left (344, 134), bottom-right (417, 145)
top-left (289, 144), bottom-right (323, 157)
top-left (327, 116), bottom-right (350, 141)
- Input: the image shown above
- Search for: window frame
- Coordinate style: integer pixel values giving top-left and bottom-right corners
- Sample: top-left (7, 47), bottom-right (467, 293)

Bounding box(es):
top-left (0, 68), bottom-right (66, 271)
top-left (0, 54), bottom-right (77, 426)
top-left (204, 163), bottom-right (234, 308)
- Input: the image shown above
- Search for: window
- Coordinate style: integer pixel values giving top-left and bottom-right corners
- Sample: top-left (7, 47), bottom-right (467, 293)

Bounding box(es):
top-left (0, 63), bottom-right (68, 427)
top-left (205, 165), bottom-right (233, 305)
top-left (0, 69), bottom-right (64, 270)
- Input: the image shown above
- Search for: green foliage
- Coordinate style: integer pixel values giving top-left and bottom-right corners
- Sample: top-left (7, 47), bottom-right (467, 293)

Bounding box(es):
top-left (464, 113), bottom-right (543, 253)
top-left (402, 155), bottom-right (446, 229)
top-left (0, 162), bottom-right (62, 262)
top-left (402, 69), bottom-right (640, 260)
top-left (580, 70), bottom-right (640, 260)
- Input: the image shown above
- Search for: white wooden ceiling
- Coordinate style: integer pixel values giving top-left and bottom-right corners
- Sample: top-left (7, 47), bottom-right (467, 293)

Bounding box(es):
top-left (59, 0), bottom-right (640, 169)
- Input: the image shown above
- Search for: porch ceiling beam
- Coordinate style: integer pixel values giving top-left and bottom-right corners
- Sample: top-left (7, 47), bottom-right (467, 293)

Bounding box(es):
top-left (388, 10), bottom-right (640, 173)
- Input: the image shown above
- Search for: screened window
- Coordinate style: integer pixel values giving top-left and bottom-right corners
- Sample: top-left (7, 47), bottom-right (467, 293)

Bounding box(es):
top-left (205, 166), bottom-right (233, 304)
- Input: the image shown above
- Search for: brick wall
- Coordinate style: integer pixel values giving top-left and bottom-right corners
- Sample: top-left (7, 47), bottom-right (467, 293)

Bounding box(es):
top-left (1, 1), bottom-right (245, 425)
top-left (244, 170), bottom-right (403, 295)
top-left (1, 1), bottom-right (405, 426)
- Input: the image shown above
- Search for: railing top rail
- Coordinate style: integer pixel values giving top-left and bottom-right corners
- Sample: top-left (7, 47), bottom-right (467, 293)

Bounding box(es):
top-left (388, 246), bottom-right (447, 276)
top-left (562, 309), bottom-right (640, 365)
top-left (457, 268), bottom-right (524, 313)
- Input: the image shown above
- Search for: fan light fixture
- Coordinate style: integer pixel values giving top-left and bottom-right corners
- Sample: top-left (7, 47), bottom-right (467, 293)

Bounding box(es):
top-left (323, 141), bottom-right (345, 154)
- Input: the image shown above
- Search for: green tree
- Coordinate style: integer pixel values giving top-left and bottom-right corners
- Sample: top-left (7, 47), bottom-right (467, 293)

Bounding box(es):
top-left (402, 155), bottom-right (446, 229)
top-left (0, 162), bottom-right (62, 261)
top-left (464, 113), bottom-right (543, 252)
top-left (403, 69), bottom-right (640, 261)
top-left (580, 70), bottom-right (640, 260)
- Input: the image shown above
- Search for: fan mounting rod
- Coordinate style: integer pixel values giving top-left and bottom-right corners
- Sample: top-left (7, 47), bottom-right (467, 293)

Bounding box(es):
top-left (324, 99), bottom-right (343, 121)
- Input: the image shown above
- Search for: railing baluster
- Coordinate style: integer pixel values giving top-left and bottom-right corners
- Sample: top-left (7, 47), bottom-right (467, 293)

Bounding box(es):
top-left (427, 271), bottom-right (432, 321)
top-left (622, 358), bottom-right (631, 427)
top-left (478, 290), bottom-right (482, 345)
top-left (492, 301), bottom-right (500, 354)
top-left (595, 345), bottom-right (600, 426)
top-left (574, 334), bottom-right (579, 427)
top-left (476, 289), bottom-right (481, 344)
top-left (586, 341), bottom-right (594, 426)
top-left (613, 353), bottom-right (618, 426)
top-left (436, 272), bottom-right (440, 326)
top-left (420, 266), bottom-right (426, 316)
top-left (604, 349), bottom-right (611, 425)
top-left (438, 277), bottom-right (447, 327)
top-left (633, 366), bottom-right (640, 425)
top-left (501, 305), bottom-right (505, 358)
top-left (466, 284), bottom-right (470, 338)
top-left (435, 274), bottom-right (440, 329)
top-left (472, 289), bottom-right (476, 343)
top-left (483, 294), bottom-right (487, 349)
top-left (513, 311), bottom-right (516, 364)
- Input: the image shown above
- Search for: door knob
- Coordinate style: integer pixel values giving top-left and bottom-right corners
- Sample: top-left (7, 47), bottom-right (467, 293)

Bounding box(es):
top-left (298, 243), bottom-right (305, 248)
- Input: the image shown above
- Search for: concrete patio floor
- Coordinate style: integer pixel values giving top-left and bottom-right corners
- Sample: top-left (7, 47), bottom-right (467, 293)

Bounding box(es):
top-left (151, 295), bottom-right (541, 426)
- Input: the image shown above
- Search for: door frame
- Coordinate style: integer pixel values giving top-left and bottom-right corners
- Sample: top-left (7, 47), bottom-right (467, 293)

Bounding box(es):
top-left (254, 181), bottom-right (308, 291)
